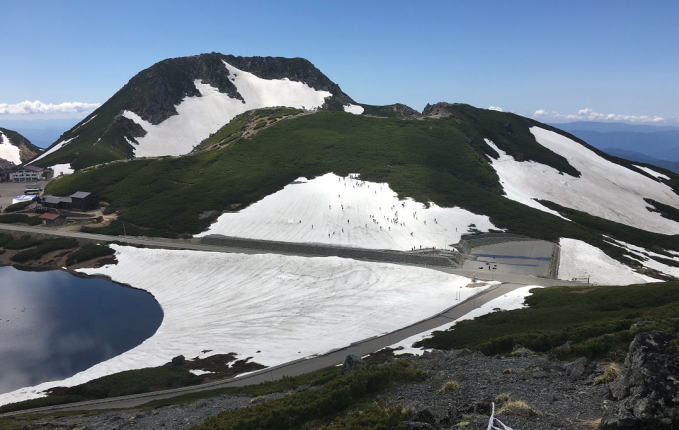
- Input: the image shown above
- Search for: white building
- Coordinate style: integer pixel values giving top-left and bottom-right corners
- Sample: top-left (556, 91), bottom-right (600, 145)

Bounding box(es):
top-left (8, 166), bottom-right (45, 182)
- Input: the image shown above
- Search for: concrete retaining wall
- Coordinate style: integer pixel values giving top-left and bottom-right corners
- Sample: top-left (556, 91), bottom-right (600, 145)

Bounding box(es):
top-left (200, 235), bottom-right (456, 267)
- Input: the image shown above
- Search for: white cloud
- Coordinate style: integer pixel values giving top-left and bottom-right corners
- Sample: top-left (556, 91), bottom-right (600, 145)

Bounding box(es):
top-left (488, 105), bottom-right (503, 112)
top-left (532, 107), bottom-right (666, 124)
top-left (0, 100), bottom-right (100, 115)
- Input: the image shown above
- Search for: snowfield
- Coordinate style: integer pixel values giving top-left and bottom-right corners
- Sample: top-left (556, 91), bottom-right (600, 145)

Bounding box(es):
top-left (49, 163), bottom-right (74, 177)
top-left (485, 127), bottom-right (679, 234)
top-left (0, 245), bottom-right (476, 406)
top-left (28, 137), bottom-right (76, 165)
top-left (633, 164), bottom-right (670, 181)
top-left (605, 238), bottom-right (679, 279)
top-left (0, 131), bottom-right (22, 165)
top-left (197, 173), bottom-right (498, 250)
top-left (390, 285), bottom-right (541, 355)
top-left (557, 238), bottom-right (659, 285)
top-left (343, 104), bottom-right (364, 115)
top-left (122, 61), bottom-right (332, 158)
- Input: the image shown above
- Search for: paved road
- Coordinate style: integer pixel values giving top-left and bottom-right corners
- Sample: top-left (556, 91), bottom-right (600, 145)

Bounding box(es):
top-left (1, 283), bottom-right (524, 415)
top-left (0, 223), bottom-right (580, 415)
top-left (0, 223), bottom-right (575, 286)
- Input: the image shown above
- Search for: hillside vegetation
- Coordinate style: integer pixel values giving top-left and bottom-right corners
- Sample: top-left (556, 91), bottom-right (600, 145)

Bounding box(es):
top-left (416, 281), bottom-right (679, 360)
top-left (46, 107), bottom-right (679, 264)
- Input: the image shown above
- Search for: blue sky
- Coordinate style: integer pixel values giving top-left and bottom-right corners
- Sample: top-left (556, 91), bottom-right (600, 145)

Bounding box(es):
top-left (2, 0), bottom-right (678, 124)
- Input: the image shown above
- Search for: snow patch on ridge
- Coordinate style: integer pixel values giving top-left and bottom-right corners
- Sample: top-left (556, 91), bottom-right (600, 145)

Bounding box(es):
top-left (343, 104), bottom-right (364, 115)
top-left (0, 245), bottom-right (475, 406)
top-left (0, 131), bottom-right (22, 165)
top-left (390, 284), bottom-right (541, 356)
top-left (557, 238), bottom-right (659, 285)
top-left (122, 61), bottom-right (332, 158)
top-left (197, 173), bottom-right (498, 250)
top-left (605, 238), bottom-right (679, 279)
top-left (633, 164), bottom-right (670, 181)
top-left (49, 163), bottom-right (74, 177)
top-left (484, 127), bottom-right (679, 234)
top-left (484, 139), bottom-right (567, 219)
top-left (27, 137), bottom-right (76, 165)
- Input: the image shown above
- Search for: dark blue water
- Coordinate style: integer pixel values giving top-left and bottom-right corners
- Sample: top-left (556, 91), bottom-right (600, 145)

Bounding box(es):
top-left (0, 266), bottom-right (163, 394)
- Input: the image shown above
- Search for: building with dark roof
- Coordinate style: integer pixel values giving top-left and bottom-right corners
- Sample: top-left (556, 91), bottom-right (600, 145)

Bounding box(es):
top-left (39, 191), bottom-right (97, 211)
top-left (42, 195), bottom-right (72, 209)
top-left (70, 191), bottom-right (97, 210)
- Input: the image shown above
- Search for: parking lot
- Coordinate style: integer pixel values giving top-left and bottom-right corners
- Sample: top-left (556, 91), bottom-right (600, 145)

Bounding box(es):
top-left (0, 181), bottom-right (48, 210)
top-left (461, 239), bottom-right (557, 278)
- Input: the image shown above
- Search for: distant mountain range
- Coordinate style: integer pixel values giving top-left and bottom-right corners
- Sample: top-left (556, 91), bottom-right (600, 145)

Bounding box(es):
top-left (554, 121), bottom-right (679, 173)
top-left (0, 127), bottom-right (42, 168)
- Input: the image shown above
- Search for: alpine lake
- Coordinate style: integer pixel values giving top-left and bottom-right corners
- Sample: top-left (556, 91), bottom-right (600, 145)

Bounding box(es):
top-left (0, 266), bottom-right (162, 394)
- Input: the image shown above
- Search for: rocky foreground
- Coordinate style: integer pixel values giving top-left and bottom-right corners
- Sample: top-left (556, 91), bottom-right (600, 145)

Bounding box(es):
top-left (14, 332), bottom-right (679, 430)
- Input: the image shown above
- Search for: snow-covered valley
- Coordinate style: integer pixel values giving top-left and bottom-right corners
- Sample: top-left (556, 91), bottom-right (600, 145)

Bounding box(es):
top-left (0, 245), bottom-right (479, 406)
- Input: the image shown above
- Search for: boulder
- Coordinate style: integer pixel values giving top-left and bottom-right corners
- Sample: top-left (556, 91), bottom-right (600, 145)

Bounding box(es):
top-left (341, 354), bottom-right (365, 374)
top-left (565, 357), bottom-right (592, 380)
top-left (599, 332), bottom-right (679, 429)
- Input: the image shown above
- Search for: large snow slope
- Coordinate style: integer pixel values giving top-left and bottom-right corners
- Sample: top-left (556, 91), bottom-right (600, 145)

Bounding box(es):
top-left (390, 284), bottom-right (541, 355)
top-left (558, 238), bottom-right (659, 285)
top-left (485, 127), bottom-right (679, 234)
top-left (0, 131), bottom-right (22, 165)
top-left (197, 173), bottom-right (497, 250)
top-left (0, 245), bottom-right (475, 406)
top-left (122, 61), bottom-right (332, 158)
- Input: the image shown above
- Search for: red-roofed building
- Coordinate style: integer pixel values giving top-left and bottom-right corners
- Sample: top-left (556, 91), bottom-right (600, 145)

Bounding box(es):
top-left (40, 212), bottom-right (64, 226)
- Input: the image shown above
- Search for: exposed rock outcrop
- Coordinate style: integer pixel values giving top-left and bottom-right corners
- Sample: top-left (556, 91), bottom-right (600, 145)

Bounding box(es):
top-left (600, 332), bottom-right (679, 429)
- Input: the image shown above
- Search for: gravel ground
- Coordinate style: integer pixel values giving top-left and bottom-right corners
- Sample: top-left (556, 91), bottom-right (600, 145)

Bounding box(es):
top-left (13, 351), bottom-right (607, 429)
top-left (19, 392), bottom-right (289, 430)
top-left (383, 349), bottom-right (607, 429)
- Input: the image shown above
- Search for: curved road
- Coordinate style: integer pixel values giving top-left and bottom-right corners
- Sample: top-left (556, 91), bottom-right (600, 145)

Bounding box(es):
top-left (0, 223), bottom-right (575, 416)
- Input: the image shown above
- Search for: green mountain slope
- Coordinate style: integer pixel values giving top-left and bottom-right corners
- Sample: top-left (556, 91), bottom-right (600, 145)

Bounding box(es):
top-left (45, 106), bottom-right (679, 268)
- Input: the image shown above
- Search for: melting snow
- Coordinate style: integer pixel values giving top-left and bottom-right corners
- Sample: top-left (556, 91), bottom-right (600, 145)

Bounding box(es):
top-left (0, 131), bottom-right (22, 165)
top-left (390, 285), bottom-right (541, 355)
top-left (188, 369), bottom-right (213, 376)
top-left (633, 164), bottom-right (670, 181)
top-left (557, 238), bottom-right (659, 285)
top-left (484, 127), bottom-right (679, 234)
top-left (49, 163), bottom-right (74, 177)
top-left (73, 114), bottom-right (97, 131)
top-left (27, 137), bottom-right (76, 165)
top-left (0, 245), bottom-right (475, 406)
top-left (197, 173), bottom-right (498, 250)
top-left (343, 104), bottom-right (364, 115)
top-left (122, 61), bottom-right (332, 158)
top-left (605, 238), bottom-right (679, 279)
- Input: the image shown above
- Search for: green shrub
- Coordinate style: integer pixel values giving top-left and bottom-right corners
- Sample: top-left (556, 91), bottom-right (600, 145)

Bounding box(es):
top-left (10, 238), bottom-right (78, 263)
top-left (2, 235), bottom-right (39, 249)
top-left (192, 361), bottom-right (423, 430)
top-left (4, 200), bottom-right (33, 212)
top-left (66, 244), bottom-right (115, 265)
top-left (0, 214), bottom-right (41, 225)
top-left (417, 282), bottom-right (679, 360)
top-left (318, 403), bottom-right (410, 430)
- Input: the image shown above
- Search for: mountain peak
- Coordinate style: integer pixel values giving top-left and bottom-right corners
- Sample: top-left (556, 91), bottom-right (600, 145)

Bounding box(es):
top-left (28, 53), bottom-right (356, 169)
top-left (0, 127), bottom-right (42, 168)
